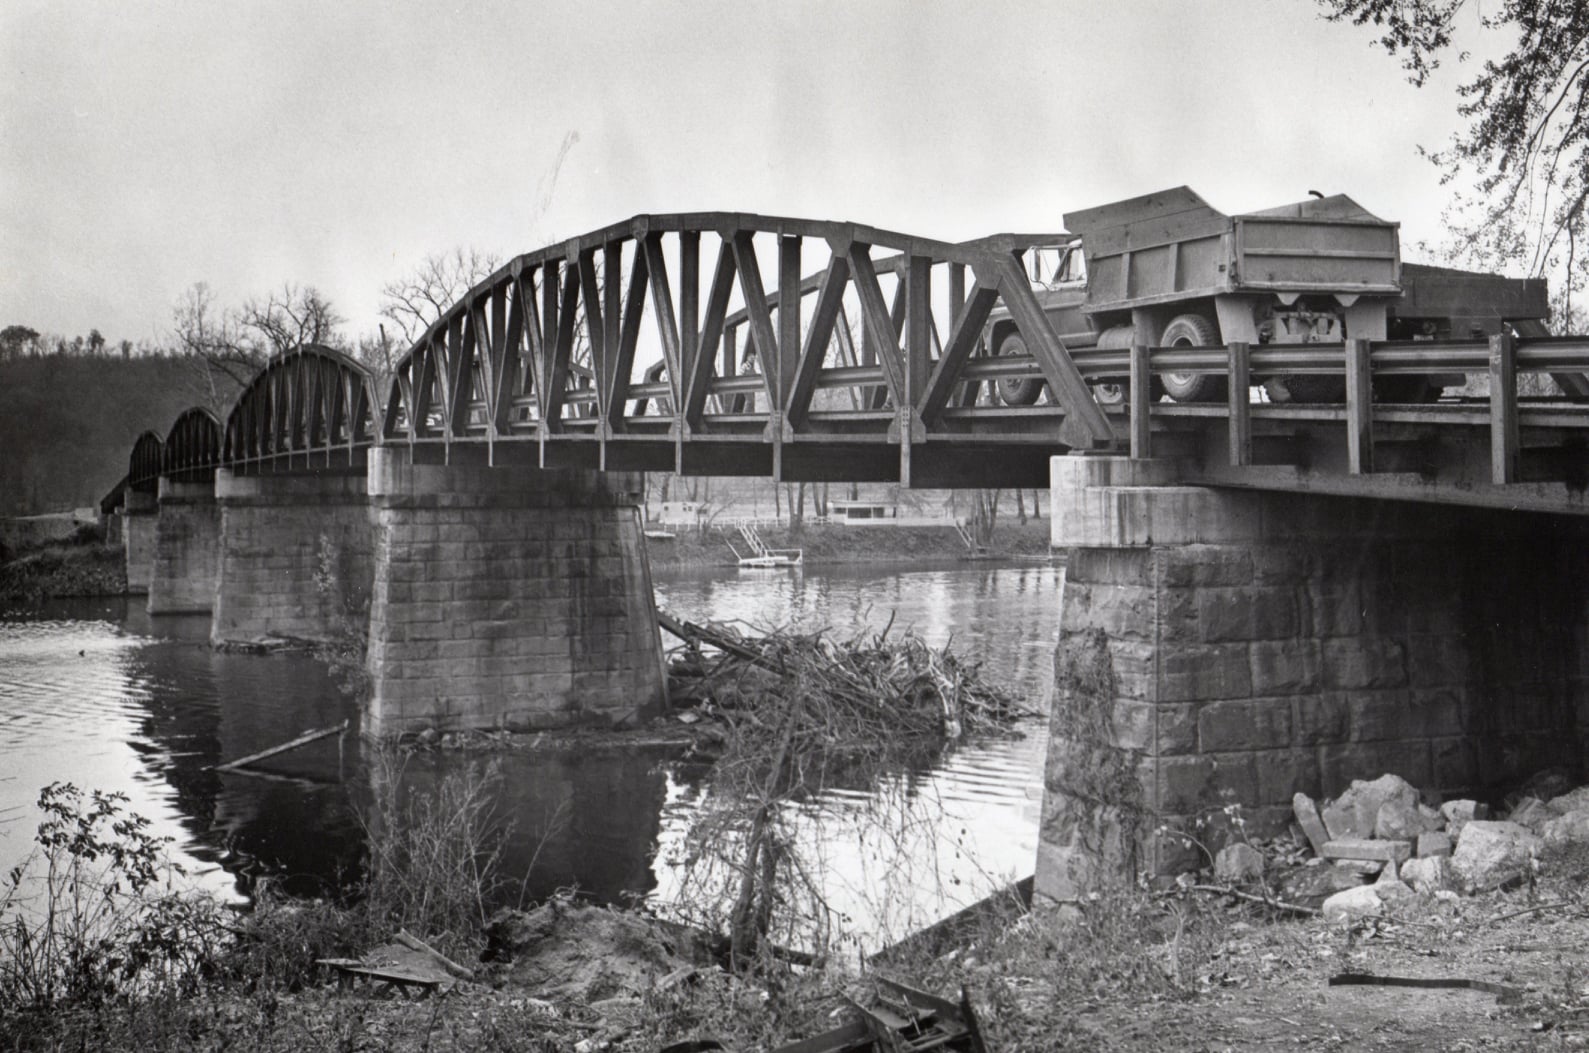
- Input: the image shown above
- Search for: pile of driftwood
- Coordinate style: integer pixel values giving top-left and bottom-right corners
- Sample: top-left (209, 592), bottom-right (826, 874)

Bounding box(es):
top-left (659, 610), bottom-right (1035, 749)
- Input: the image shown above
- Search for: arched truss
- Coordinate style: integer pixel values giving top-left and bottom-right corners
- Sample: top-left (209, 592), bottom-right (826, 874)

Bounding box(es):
top-left (223, 345), bottom-right (377, 472)
top-left (128, 431), bottom-right (164, 494)
top-left (161, 407), bottom-right (222, 483)
top-left (382, 214), bottom-right (1116, 488)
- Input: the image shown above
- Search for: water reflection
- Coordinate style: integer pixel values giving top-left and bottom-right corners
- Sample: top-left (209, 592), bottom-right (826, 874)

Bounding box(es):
top-left (1, 561), bottom-right (1059, 940)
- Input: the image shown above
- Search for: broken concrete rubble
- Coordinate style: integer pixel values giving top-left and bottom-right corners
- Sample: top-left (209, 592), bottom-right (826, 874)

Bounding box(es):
top-left (1449, 821), bottom-right (1542, 893)
top-left (1273, 772), bottom-right (1589, 906)
top-left (1321, 774), bottom-right (1420, 842)
top-left (1213, 842), bottom-right (1265, 884)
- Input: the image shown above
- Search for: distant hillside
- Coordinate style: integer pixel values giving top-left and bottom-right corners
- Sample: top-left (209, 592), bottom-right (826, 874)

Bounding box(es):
top-left (0, 355), bottom-right (238, 516)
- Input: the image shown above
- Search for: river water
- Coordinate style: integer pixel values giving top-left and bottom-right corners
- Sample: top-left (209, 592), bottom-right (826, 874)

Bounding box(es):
top-left (0, 561), bottom-right (1059, 951)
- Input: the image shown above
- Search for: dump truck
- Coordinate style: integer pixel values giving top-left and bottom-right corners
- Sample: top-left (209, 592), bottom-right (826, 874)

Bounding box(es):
top-left (985, 186), bottom-right (1552, 404)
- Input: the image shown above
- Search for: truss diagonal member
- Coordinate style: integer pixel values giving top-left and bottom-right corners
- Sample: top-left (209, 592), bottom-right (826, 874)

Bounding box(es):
top-left (730, 230), bottom-right (782, 411)
top-left (786, 253), bottom-right (851, 430)
top-left (986, 254), bottom-right (1115, 449)
top-left (918, 281), bottom-right (1000, 427)
top-left (685, 242), bottom-right (738, 429)
top-left (847, 244), bottom-right (907, 409)
top-left (642, 233), bottom-right (684, 412)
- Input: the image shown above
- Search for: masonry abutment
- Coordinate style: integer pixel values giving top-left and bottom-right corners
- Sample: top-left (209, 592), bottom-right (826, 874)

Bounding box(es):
top-left (1040, 454), bottom-right (1589, 903)
top-left (210, 468), bottom-right (375, 648)
top-left (147, 477), bottom-right (221, 615)
top-left (363, 446), bottom-right (667, 739)
top-left (121, 489), bottom-right (158, 594)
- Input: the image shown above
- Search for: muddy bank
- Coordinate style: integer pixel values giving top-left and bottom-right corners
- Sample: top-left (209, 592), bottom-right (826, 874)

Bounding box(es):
top-left (0, 539), bottom-right (125, 606)
top-left (644, 519), bottom-right (1055, 569)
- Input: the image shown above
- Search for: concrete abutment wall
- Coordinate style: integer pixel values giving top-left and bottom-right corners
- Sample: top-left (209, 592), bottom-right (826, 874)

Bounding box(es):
top-left (363, 447), bottom-right (667, 739)
top-left (1040, 455), bottom-right (1589, 902)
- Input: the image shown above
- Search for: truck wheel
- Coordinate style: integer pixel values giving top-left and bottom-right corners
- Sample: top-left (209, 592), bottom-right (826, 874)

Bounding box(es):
top-left (1094, 381), bottom-right (1127, 406)
top-left (996, 333), bottom-right (1045, 405)
top-left (1159, 314), bottom-right (1227, 402)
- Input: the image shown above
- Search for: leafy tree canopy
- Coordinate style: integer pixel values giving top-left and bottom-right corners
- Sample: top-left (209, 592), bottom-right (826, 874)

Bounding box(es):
top-left (1323, 0), bottom-right (1589, 310)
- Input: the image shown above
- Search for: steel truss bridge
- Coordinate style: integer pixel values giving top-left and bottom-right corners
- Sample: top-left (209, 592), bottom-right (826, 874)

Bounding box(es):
top-left (113, 212), bottom-right (1589, 514)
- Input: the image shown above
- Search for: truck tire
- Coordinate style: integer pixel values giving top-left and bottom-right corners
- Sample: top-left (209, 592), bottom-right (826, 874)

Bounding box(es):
top-left (1159, 314), bottom-right (1227, 402)
top-left (996, 332), bottom-right (1045, 405)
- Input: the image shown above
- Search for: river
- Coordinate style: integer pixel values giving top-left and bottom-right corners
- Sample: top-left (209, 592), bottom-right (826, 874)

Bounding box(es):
top-left (0, 560), bottom-right (1059, 951)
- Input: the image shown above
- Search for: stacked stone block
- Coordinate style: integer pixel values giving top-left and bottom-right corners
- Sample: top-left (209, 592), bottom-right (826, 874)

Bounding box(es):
top-left (1040, 455), bottom-right (1589, 902)
top-left (122, 489), bottom-right (158, 594)
top-left (211, 469), bottom-right (374, 647)
top-left (364, 448), bottom-right (666, 738)
top-left (147, 478), bottom-right (221, 614)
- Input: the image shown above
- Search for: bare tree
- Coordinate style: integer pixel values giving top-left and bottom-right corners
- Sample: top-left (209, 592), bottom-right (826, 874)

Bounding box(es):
top-left (241, 283), bottom-right (346, 354)
top-left (379, 248), bottom-right (503, 344)
top-left (172, 283), bottom-right (261, 413)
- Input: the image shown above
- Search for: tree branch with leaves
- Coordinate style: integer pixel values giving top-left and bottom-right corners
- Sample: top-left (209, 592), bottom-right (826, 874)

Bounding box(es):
top-left (1323, 0), bottom-right (1589, 319)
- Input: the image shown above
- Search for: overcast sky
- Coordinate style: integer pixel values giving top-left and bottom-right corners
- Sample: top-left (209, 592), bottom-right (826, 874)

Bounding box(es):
top-left (2, 0), bottom-right (1499, 345)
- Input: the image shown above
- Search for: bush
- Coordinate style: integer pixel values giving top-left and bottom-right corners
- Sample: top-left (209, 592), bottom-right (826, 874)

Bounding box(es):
top-left (0, 784), bottom-right (229, 1015)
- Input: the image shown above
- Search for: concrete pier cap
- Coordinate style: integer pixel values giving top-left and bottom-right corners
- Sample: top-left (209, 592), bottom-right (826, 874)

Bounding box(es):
top-left (363, 446), bottom-right (667, 741)
top-left (1041, 453), bottom-right (1589, 904)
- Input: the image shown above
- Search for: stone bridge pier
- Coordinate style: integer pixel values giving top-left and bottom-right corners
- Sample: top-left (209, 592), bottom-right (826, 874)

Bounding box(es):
top-left (147, 478), bottom-right (221, 615)
top-left (210, 468), bottom-right (375, 648)
top-left (1039, 454), bottom-right (1589, 903)
top-left (363, 448), bottom-right (667, 739)
top-left (121, 488), bottom-right (158, 594)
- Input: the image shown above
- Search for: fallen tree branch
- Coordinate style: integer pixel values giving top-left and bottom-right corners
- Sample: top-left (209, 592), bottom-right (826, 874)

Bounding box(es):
top-left (1156, 883), bottom-right (1320, 916)
top-left (210, 720), bottom-right (349, 773)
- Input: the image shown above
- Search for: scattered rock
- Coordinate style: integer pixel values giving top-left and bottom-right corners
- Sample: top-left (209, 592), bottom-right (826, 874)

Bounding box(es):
top-left (1323, 775), bottom-right (1420, 841)
top-left (1449, 821), bottom-right (1542, 893)
top-left (1541, 810), bottom-right (1589, 848)
top-left (1548, 787), bottom-right (1589, 815)
top-left (1214, 843), bottom-right (1265, 884)
top-left (1401, 856), bottom-right (1451, 894)
top-left (1373, 878), bottom-right (1415, 903)
top-left (1439, 799), bottom-right (1489, 839)
top-left (1507, 797), bottom-right (1555, 834)
top-left (1322, 838), bottom-right (1411, 865)
top-left (1516, 767), bottom-right (1576, 805)
top-left (1332, 858), bottom-right (1385, 876)
top-left (1375, 799), bottom-right (1441, 841)
top-left (1293, 793), bottom-right (1331, 856)
top-left (1321, 884), bottom-right (1386, 922)
top-left (1375, 859), bottom-right (1400, 884)
top-left (1279, 862), bottom-right (1366, 909)
top-left (1416, 831), bottom-right (1453, 858)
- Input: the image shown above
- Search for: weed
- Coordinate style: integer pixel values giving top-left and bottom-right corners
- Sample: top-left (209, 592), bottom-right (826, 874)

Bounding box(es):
top-left (0, 783), bottom-right (229, 1015)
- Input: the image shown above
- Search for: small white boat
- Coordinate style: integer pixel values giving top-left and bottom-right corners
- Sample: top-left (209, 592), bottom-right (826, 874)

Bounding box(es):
top-left (737, 551), bottom-right (802, 569)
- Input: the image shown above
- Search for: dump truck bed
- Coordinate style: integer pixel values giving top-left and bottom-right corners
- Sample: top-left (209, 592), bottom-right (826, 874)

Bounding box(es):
top-left (1064, 186), bottom-right (1402, 314)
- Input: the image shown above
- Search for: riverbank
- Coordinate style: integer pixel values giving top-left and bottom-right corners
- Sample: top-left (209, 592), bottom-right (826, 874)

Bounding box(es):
top-left (0, 537), bottom-right (124, 607)
top-left (5, 868), bottom-right (1585, 1051)
top-left (644, 519), bottom-right (1054, 569)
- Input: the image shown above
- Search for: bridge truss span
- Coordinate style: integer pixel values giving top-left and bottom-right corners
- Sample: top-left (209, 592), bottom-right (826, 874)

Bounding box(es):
top-left (381, 213), bottom-right (1116, 489)
top-left (222, 345), bottom-right (378, 475)
top-left (161, 407), bottom-right (222, 484)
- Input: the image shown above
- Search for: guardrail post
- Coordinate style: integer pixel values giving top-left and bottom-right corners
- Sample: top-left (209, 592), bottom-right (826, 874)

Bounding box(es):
top-left (1345, 338), bottom-right (1374, 474)
top-left (1129, 343), bottom-right (1152, 459)
top-left (1489, 332), bottom-right (1518, 484)
top-left (1227, 341), bottom-right (1251, 467)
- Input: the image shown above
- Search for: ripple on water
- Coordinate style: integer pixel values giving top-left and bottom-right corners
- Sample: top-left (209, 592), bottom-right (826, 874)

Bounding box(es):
top-left (0, 620), bottom-right (145, 751)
